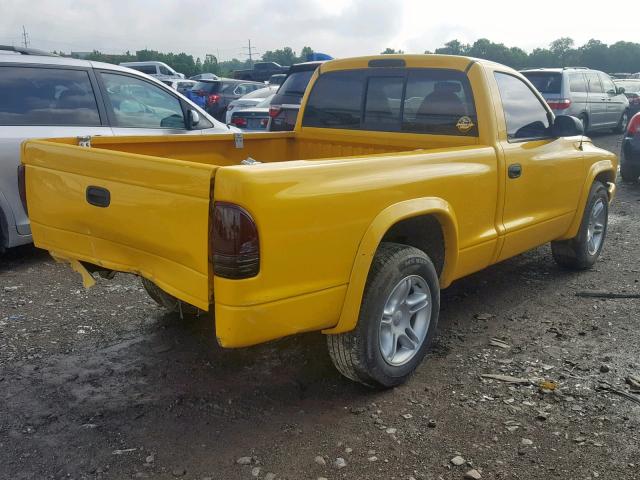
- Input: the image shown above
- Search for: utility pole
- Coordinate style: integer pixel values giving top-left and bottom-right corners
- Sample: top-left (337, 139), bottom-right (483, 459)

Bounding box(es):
top-left (21, 25), bottom-right (29, 48)
top-left (242, 39), bottom-right (259, 67)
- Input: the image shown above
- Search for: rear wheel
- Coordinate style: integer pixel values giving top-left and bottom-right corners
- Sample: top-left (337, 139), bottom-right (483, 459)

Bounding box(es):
top-left (620, 161), bottom-right (640, 183)
top-left (614, 110), bottom-right (630, 133)
top-left (327, 242), bottom-right (440, 388)
top-left (141, 278), bottom-right (199, 315)
top-left (579, 114), bottom-right (589, 134)
top-left (551, 181), bottom-right (608, 270)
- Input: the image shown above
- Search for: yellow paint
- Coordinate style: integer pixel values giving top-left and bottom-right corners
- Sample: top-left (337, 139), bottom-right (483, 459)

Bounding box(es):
top-left (21, 54), bottom-right (618, 348)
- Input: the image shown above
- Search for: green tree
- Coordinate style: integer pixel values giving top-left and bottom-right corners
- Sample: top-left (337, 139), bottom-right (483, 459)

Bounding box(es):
top-left (262, 47), bottom-right (297, 65)
top-left (381, 48), bottom-right (404, 54)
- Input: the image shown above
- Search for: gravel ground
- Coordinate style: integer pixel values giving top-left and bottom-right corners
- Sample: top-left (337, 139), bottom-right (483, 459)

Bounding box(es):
top-left (1, 133), bottom-right (638, 480)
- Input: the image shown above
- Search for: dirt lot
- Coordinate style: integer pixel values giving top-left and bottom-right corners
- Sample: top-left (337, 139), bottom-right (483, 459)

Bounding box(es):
top-left (1, 133), bottom-right (639, 480)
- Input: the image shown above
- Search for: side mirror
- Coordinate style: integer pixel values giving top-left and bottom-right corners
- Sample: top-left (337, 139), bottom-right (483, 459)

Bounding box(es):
top-left (187, 109), bottom-right (200, 129)
top-left (617, 86), bottom-right (626, 94)
top-left (552, 115), bottom-right (584, 137)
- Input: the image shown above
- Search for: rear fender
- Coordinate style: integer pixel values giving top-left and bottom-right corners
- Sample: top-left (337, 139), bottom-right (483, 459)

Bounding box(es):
top-left (323, 197), bottom-right (459, 335)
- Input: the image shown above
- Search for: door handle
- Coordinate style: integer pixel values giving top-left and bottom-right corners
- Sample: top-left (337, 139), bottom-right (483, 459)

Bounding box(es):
top-left (508, 163), bottom-right (522, 179)
top-left (86, 186), bottom-right (111, 207)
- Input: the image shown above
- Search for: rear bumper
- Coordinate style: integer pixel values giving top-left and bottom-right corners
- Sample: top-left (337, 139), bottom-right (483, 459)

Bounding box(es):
top-left (214, 284), bottom-right (347, 348)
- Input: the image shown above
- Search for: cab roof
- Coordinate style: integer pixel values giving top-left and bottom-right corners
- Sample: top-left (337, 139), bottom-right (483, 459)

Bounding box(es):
top-left (318, 54), bottom-right (507, 74)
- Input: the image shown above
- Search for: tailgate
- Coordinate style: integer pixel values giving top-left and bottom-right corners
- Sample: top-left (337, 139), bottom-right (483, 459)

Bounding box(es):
top-left (22, 139), bottom-right (217, 310)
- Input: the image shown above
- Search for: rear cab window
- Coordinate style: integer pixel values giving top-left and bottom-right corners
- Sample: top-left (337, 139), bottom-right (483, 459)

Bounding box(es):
top-left (302, 68), bottom-right (478, 136)
top-left (0, 66), bottom-right (101, 126)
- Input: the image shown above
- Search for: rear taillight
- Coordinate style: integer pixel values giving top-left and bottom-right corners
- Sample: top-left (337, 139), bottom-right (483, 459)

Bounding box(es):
top-left (547, 98), bottom-right (571, 110)
top-left (207, 94), bottom-right (220, 106)
top-left (269, 105), bottom-right (282, 118)
top-left (627, 113), bottom-right (640, 135)
top-left (17, 165), bottom-right (27, 215)
top-left (231, 117), bottom-right (247, 128)
top-left (212, 202), bottom-right (259, 279)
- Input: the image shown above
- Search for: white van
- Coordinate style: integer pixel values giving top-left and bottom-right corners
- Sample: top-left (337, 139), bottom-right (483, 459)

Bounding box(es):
top-left (119, 61), bottom-right (185, 80)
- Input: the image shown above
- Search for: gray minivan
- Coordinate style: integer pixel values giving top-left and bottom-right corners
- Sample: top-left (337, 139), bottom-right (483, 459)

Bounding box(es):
top-left (521, 67), bottom-right (629, 133)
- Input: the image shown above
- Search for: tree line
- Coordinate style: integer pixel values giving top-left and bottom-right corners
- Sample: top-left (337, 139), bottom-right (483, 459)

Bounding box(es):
top-left (58, 37), bottom-right (640, 78)
top-left (59, 46), bottom-right (315, 78)
top-left (383, 38), bottom-right (640, 73)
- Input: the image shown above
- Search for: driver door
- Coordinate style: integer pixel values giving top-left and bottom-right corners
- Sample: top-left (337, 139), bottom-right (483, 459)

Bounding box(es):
top-left (98, 71), bottom-right (201, 136)
top-left (493, 71), bottom-right (586, 261)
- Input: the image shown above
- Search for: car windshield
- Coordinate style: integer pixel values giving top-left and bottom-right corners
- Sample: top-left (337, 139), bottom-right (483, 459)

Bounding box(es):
top-left (521, 72), bottom-right (562, 94)
top-left (279, 70), bottom-right (314, 95)
top-left (616, 81), bottom-right (640, 93)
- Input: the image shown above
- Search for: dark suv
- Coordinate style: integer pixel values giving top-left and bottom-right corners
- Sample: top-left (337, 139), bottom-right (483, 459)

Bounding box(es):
top-left (187, 79), bottom-right (264, 121)
top-left (268, 62), bottom-right (323, 131)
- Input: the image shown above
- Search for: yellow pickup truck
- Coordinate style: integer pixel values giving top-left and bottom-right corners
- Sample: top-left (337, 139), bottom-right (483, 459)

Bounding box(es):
top-left (21, 55), bottom-right (617, 388)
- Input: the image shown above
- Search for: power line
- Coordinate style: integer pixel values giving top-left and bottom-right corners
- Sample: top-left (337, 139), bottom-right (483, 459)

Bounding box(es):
top-left (241, 39), bottom-right (260, 66)
top-left (21, 26), bottom-right (29, 48)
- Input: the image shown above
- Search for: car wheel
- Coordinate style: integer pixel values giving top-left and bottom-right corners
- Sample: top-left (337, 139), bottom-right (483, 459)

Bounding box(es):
top-left (614, 110), bottom-right (629, 133)
top-left (141, 277), bottom-right (199, 315)
top-left (551, 181), bottom-right (608, 270)
top-left (326, 242), bottom-right (440, 388)
top-left (620, 161), bottom-right (640, 183)
top-left (579, 114), bottom-right (589, 134)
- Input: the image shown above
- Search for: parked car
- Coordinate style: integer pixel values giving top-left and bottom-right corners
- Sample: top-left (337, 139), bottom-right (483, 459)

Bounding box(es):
top-left (190, 73), bottom-right (219, 81)
top-left (269, 61), bottom-right (323, 131)
top-left (229, 95), bottom-right (273, 131)
top-left (22, 54), bottom-right (617, 388)
top-left (233, 62), bottom-right (288, 82)
top-left (268, 74), bottom-right (286, 86)
top-left (0, 45), bottom-right (231, 251)
top-left (521, 67), bottom-right (629, 133)
top-left (225, 86), bottom-right (278, 123)
top-left (186, 78), bottom-right (264, 121)
top-left (620, 112), bottom-right (640, 183)
top-left (119, 61), bottom-right (184, 80)
top-left (614, 79), bottom-right (640, 116)
top-left (161, 79), bottom-right (197, 95)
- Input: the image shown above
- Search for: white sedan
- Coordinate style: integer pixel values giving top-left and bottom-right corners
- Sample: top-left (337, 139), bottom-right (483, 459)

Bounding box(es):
top-left (225, 86), bottom-right (278, 124)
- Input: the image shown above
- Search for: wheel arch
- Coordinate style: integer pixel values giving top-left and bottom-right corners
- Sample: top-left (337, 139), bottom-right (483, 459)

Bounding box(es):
top-left (557, 160), bottom-right (617, 241)
top-left (323, 197), bottom-right (459, 335)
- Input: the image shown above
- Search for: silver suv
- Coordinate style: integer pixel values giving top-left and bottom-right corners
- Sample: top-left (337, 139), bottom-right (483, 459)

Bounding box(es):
top-left (521, 67), bottom-right (629, 133)
top-left (0, 46), bottom-right (232, 251)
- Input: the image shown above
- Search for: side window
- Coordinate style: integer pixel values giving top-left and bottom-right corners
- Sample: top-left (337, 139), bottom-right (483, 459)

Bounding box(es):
top-left (0, 66), bottom-right (101, 126)
top-left (569, 73), bottom-right (587, 93)
top-left (586, 73), bottom-right (604, 93)
top-left (302, 70), bottom-right (364, 129)
top-left (494, 72), bottom-right (551, 140)
top-left (363, 76), bottom-right (404, 129)
top-left (159, 65), bottom-right (171, 75)
top-left (402, 70), bottom-right (477, 135)
top-left (100, 72), bottom-right (186, 129)
top-left (600, 74), bottom-right (616, 94)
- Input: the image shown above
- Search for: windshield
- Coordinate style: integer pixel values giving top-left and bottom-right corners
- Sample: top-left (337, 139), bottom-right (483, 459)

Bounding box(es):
top-left (615, 81), bottom-right (640, 93)
top-left (279, 70), bottom-right (314, 95)
top-left (521, 72), bottom-right (562, 94)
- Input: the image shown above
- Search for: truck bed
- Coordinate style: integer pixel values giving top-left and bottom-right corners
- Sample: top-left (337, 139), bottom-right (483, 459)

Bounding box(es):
top-left (22, 130), bottom-right (481, 316)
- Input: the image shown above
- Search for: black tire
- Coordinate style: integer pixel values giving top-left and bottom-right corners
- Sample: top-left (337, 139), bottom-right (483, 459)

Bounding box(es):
top-left (551, 181), bottom-right (608, 270)
top-left (579, 114), bottom-right (589, 134)
top-left (327, 242), bottom-right (440, 388)
top-left (620, 161), bottom-right (640, 183)
top-left (141, 278), bottom-right (199, 315)
top-left (614, 110), bottom-right (630, 133)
